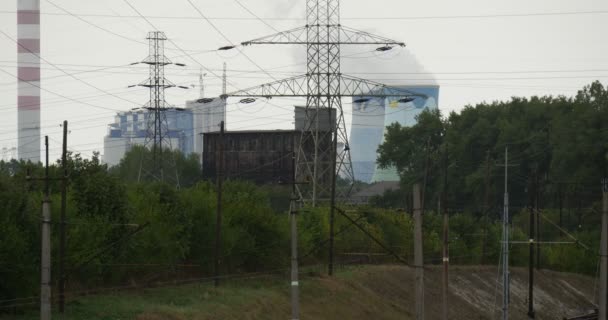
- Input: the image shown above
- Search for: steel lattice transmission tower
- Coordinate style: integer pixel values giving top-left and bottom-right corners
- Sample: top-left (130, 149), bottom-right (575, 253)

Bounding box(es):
top-left (132, 31), bottom-right (186, 186)
top-left (223, 0), bottom-right (427, 205)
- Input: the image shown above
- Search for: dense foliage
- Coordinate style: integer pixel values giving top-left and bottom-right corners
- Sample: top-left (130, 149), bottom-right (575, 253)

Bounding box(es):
top-left (1, 82), bottom-right (606, 308)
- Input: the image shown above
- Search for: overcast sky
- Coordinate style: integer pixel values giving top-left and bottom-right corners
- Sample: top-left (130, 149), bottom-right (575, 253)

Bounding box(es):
top-left (0, 0), bottom-right (607, 161)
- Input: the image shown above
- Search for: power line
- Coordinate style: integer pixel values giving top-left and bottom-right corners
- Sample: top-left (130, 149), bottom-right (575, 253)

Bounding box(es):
top-left (184, 0), bottom-right (280, 82)
top-left (44, 0), bottom-right (219, 54)
top-left (0, 29), bottom-right (142, 107)
top-left (120, 0), bottom-right (239, 92)
top-left (1, 9), bottom-right (607, 21)
top-left (0, 69), bottom-right (123, 113)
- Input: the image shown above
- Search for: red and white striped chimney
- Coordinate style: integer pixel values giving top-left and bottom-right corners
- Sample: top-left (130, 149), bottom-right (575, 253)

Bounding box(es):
top-left (17, 0), bottom-right (41, 162)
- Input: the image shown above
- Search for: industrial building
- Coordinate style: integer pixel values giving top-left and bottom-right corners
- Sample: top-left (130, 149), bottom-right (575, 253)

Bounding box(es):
top-left (103, 97), bottom-right (226, 166)
top-left (349, 85), bottom-right (440, 183)
top-left (202, 130), bottom-right (297, 184)
top-left (202, 106), bottom-right (335, 185)
top-left (103, 108), bottom-right (194, 166)
top-left (186, 97), bottom-right (227, 163)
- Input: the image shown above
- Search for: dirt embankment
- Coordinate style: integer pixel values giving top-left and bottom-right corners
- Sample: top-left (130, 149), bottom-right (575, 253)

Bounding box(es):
top-left (136, 265), bottom-right (596, 320)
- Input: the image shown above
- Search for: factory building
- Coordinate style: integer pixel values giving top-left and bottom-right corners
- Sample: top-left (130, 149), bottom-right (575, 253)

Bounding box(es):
top-left (203, 130), bottom-right (297, 184)
top-left (103, 108), bottom-right (194, 166)
top-left (349, 85), bottom-right (440, 183)
top-left (103, 96), bottom-right (226, 167)
top-left (202, 106), bottom-right (335, 185)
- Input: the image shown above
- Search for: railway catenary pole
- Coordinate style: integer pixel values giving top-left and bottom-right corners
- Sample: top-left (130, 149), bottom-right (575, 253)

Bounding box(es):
top-left (214, 121), bottom-right (225, 287)
top-left (502, 146), bottom-right (510, 320)
top-left (527, 168), bottom-right (536, 319)
top-left (599, 178), bottom-right (608, 319)
top-left (536, 169), bottom-right (541, 270)
top-left (413, 184), bottom-right (424, 320)
top-left (481, 151), bottom-right (491, 265)
top-left (58, 121), bottom-right (68, 313)
top-left (441, 143), bottom-right (449, 320)
top-left (289, 150), bottom-right (300, 320)
top-left (40, 136), bottom-right (51, 320)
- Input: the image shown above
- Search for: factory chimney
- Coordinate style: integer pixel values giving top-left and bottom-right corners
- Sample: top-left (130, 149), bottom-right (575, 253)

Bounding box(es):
top-left (17, 0), bottom-right (41, 163)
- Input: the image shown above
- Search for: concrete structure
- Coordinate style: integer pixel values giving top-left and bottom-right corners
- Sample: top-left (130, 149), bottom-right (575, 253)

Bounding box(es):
top-left (185, 97), bottom-right (226, 163)
top-left (17, 0), bottom-right (41, 162)
top-left (349, 85), bottom-right (440, 183)
top-left (103, 108), bottom-right (194, 166)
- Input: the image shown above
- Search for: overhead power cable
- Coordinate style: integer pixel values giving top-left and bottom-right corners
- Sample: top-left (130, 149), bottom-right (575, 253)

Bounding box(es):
top-left (1, 9), bottom-right (607, 20)
top-left (44, 0), bottom-right (218, 54)
top-left (0, 69), bottom-right (123, 112)
top-left (121, 0), bottom-right (240, 92)
top-left (0, 29), bottom-right (141, 107)
top-left (184, 0), bottom-right (280, 82)
top-left (232, 0), bottom-right (280, 32)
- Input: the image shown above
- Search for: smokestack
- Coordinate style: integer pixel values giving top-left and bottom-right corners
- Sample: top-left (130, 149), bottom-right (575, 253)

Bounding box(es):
top-left (17, 0), bottom-right (41, 163)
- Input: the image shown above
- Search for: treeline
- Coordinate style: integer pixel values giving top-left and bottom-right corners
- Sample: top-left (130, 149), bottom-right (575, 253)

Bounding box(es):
top-left (377, 81), bottom-right (607, 212)
top-left (373, 81), bottom-right (608, 276)
top-left (1, 81), bottom-right (606, 306)
top-left (0, 147), bottom-right (555, 307)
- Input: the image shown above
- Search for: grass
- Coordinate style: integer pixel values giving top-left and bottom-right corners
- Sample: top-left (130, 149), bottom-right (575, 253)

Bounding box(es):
top-left (0, 265), bottom-right (596, 320)
top-left (2, 274), bottom-right (290, 320)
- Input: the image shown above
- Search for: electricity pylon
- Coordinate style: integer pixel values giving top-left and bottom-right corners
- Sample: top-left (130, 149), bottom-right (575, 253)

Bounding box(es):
top-left (222, 0), bottom-right (427, 206)
top-left (131, 31), bottom-right (187, 186)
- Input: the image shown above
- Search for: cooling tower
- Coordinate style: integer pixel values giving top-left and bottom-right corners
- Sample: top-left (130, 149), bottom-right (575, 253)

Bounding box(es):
top-left (17, 0), bottom-right (41, 162)
top-left (350, 85), bottom-right (440, 183)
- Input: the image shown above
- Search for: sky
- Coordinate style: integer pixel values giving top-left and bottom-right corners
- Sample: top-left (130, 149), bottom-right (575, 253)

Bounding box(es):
top-left (0, 0), bottom-right (607, 161)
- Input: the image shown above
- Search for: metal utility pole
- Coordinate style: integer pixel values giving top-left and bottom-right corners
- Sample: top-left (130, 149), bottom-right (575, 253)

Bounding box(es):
top-left (527, 170), bottom-right (536, 319)
top-left (535, 171), bottom-right (541, 270)
top-left (481, 151), bottom-right (491, 265)
top-left (132, 31), bottom-right (186, 186)
top-left (502, 146), bottom-right (510, 320)
top-left (599, 178), bottom-right (608, 319)
top-left (58, 121), bottom-right (68, 313)
top-left (441, 144), bottom-right (449, 320)
top-left (222, 0), bottom-right (428, 206)
top-left (558, 183), bottom-right (564, 236)
top-left (222, 62), bottom-right (227, 96)
top-left (41, 136), bottom-right (51, 320)
top-left (289, 151), bottom-right (300, 320)
top-left (413, 184), bottom-right (424, 320)
top-left (214, 121), bottom-right (225, 287)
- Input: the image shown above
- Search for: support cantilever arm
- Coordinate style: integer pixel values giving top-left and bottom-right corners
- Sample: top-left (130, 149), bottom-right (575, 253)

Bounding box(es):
top-left (339, 26), bottom-right (405, 46)
top-left (222, 74), bottom-right (428, 99)
top-left (240, 25), bottom-right (405, 46)
top-left (222, 75), bottom-right (308, 98)
top-left (340, 75), bottom-right (428, 98)
top-left (241, 26), bottom-right (308, 45)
